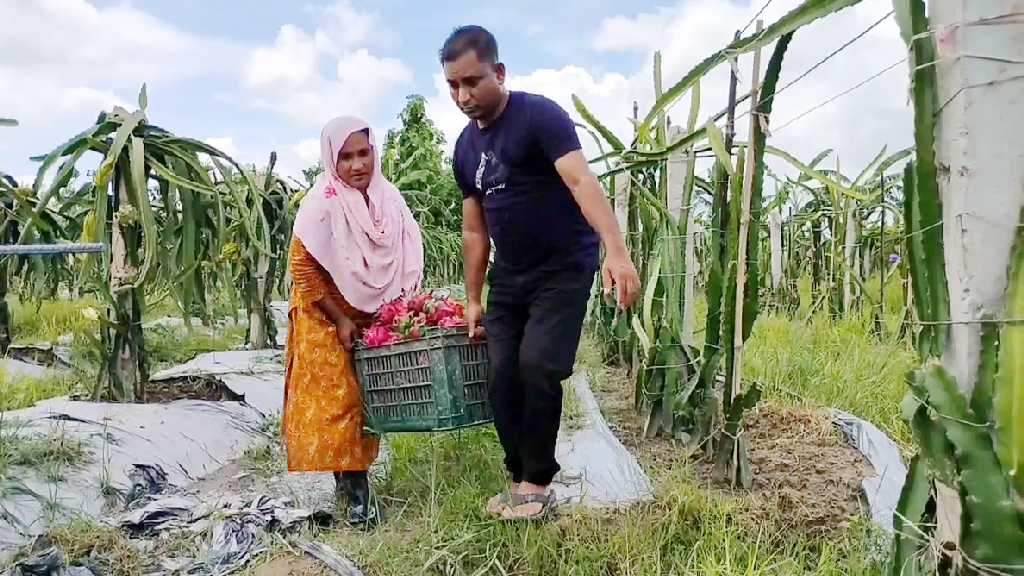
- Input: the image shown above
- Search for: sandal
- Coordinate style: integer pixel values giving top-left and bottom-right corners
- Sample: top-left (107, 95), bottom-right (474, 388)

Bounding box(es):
top-left (485, 491), bottom-right (512, 516)
top-left (500, 489), bottom-right (557, 521)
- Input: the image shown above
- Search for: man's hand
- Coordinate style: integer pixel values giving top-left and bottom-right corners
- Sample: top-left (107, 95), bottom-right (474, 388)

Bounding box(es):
top-left (466, 301), bottom-right (485, 340)
top-left (462, 197), bottom-right (489, 340)
top-left (602, 251), bottom-right (640, 309)
top-left (336, 316), bottom-right (359, 351)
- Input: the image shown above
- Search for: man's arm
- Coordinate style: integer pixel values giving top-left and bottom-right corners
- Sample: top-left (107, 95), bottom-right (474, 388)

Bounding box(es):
top-left (555, 151), bottom-right (640, 307)
top-left (553, 151), bottom-right (628, 258)
top-left (462, 196), bottom-right (490, 307)
top-left (529, 96), bottom-right (639, 307)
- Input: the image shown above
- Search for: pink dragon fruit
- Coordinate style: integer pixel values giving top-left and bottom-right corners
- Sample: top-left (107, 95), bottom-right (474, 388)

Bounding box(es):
top-left (377, 299), bottom-right (408, 326)
top-left (361, 325), bottom-right (403, 347)
top-left (407, 293), bottom-right (433, 314)
top-left (437, 316), bottom-right (462, 328)
top-left (427, 296), bottom-right (464, 326)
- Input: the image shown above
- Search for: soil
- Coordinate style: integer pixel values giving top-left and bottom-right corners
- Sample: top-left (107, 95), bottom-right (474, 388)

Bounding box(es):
top-left (592, 364), bottom-right (873, 539)
top-left (139, 376), bottom-right (241, 404)
top-left (250, 554), bottom-right (331, 576)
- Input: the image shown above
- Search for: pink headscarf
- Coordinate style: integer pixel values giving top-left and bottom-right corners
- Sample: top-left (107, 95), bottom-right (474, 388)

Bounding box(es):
top-left (293, 116), bottom-right (424, 314)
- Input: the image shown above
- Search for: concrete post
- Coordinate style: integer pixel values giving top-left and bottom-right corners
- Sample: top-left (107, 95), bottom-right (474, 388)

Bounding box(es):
top-left (928, 0), bottom-right (1024, 562)
top-left (929, 0), bottom-right (1024, 393)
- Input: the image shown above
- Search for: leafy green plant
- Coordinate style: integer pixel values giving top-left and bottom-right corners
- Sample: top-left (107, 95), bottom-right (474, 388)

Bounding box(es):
top-left (23, 85), bottom-right (243, 401)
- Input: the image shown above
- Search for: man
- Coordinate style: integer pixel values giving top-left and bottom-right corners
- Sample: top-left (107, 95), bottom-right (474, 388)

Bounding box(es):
top-left (441, 25), bottom-right (640, 520)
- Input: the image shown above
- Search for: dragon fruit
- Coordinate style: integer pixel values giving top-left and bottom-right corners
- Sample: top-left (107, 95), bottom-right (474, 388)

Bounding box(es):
top-left (407, 293), bottom-right (433, 314)
top-left (361, 325), bottom-right (403, 347)
top-left (362, 292), bottom-right (469, 347)
top-left (437, 316), bottom-right (462, 328)
top-left (427, 297), bottom-right (464, 325)
top-left (377, 300), bottom-right (408, 325)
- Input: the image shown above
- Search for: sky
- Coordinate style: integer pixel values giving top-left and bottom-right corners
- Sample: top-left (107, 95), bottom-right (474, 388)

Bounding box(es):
top-left (0, 0), bottom-right (912, 187)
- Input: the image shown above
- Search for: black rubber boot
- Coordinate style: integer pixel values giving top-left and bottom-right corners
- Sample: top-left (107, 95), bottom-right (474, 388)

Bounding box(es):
top-left (341, 471), bottom-right (380, 529)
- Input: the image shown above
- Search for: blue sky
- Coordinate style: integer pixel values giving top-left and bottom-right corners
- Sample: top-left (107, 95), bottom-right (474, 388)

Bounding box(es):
top-left (1, 0), bottom-right (911, 184)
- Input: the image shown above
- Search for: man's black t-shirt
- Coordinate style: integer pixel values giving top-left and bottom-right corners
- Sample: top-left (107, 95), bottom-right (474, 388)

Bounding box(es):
top-left (452, 91), bottom-right (600, 273)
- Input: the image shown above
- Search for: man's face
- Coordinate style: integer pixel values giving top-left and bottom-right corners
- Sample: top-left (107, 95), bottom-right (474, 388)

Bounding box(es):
top-left (443, 50), bottom-right (505, 120)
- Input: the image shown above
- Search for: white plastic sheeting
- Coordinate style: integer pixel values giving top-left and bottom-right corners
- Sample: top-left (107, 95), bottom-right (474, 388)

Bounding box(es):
top-left (0, 348), bottom-right (288, 557)
top-left (551, 372), bottom-right (655, 508)
top-left (830, 409), bottom-right (908, 532)
top-left (0, 396), bottom-right (267, 554)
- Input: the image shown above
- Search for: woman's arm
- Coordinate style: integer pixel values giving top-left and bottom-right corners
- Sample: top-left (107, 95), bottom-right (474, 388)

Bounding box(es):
top-left (289, 238), bottom-right (359, 350)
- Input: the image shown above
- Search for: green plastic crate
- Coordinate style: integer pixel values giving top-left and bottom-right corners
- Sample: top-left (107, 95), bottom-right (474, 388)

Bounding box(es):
top-left (352, 328), bottom-right (492, 433)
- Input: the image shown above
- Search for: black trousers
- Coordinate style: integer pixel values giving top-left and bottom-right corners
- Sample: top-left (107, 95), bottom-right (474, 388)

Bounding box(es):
top-left (484, 264), bottom-right (594, 486)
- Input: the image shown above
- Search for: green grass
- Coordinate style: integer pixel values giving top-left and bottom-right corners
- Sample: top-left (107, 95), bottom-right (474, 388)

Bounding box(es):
top-left (8, 297), bottom-right (101, 345)
top-left (262, 429), bottom-right (882, 576)
top-left (0, 421), bottom-right (92, 482)
top-left (3, 296), bottom-right (247, 407)
top-left (0, 369), bottom-right (72, 411)
top-left (744, 308), bottom-right (917, 451)
top-left (144, 324), bottom-right (247, 370)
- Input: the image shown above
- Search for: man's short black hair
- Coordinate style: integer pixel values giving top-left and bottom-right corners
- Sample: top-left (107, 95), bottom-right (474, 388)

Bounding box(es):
top-left (439, 25), bottom-right (499, 64)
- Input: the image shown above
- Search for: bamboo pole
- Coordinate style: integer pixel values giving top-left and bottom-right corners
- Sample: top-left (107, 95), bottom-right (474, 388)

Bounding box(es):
top-left (879, 177), bottom-right (886, 317)
top-left (728, 20), bottom-right (764, 477)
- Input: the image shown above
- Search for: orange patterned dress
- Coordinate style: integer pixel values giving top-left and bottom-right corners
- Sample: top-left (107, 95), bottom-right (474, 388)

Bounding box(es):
top-left (282, 237), bottom-right (380, 472)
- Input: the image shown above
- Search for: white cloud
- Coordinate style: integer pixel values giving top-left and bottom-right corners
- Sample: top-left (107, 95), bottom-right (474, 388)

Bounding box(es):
top-left (204, 137), bottom-right (237, 158)
top-left (307, 1), bottom-right (400, 53)
top-left (0, 0), bottom-right (240, 124)
top-left (591, 8), bottom-right (677, 52)
top-left (200, 136), bottom-right (321, 184)
top-left (241, 2), bottom-right (413, 126)
top-left (427, 0), bottom-right (911, 178)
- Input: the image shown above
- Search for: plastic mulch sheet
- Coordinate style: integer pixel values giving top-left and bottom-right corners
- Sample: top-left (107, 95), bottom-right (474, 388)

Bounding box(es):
top-left (551, 372), bottom-right (655, 508)
top-left (0, 349), bottom-right (291, 556)
top-left (830, 409), bottom-right (907, 532)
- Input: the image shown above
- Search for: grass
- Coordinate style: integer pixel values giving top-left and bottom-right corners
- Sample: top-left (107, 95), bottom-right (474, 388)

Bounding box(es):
top-left (236, 429), bottom-right (882, 575)
top-left (0, 369), bottom-right (72, 411)
top-left (8, 297), bottom-right (101, 345)
top-left (0, 420), bottom-right (92, 482)
top-left (743, 308), bottom-right (917, 451)
top-left (1, 296), bottom-right (248, 410)
top-left (144, 323), bottom-right (247, 371)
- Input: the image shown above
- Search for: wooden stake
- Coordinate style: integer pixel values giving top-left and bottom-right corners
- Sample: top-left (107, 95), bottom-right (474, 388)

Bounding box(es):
top-left (717, 31), bottom-right (741, 286)
top-left (879, 176), bottom-right (886, 318)
top-left (729, 20), bottom-right (764, 477)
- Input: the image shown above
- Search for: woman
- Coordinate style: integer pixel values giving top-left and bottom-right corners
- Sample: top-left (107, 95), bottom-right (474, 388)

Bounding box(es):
top-left (284, 116), bottom-right (424, 529)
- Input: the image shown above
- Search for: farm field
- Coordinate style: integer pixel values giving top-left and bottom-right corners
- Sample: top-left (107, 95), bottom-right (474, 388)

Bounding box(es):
top-left (0, 295), bottom-right (911, 576)
top-left (2, 0), bottom-right (1022, 572)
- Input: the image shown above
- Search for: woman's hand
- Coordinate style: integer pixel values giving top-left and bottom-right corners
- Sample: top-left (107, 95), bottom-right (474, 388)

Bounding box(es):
top-left (336, 315), bottom-right (359, 351)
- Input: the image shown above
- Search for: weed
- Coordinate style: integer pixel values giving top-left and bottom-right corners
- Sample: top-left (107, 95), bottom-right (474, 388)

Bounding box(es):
top-left (0, 420), bottom-right (92, 482)
top-left (0, 369), bottom-right (72, 412)
top-left (743, 308), bottom-right (917, 451)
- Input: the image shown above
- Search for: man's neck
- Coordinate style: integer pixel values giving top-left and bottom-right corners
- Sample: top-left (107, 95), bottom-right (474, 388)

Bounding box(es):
top-left (476, 90), bottom-right (510, 129)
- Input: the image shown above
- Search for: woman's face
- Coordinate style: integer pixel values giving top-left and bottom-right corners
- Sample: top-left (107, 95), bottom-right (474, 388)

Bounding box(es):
top-left (335, 130), bottom-right (374, 191)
